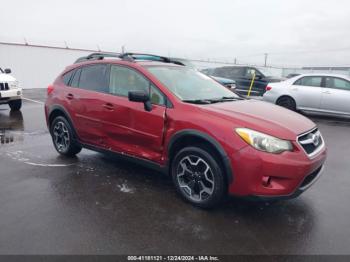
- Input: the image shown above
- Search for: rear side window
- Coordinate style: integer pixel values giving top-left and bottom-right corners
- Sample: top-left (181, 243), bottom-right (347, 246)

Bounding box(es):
top-left (62, 70), bottom-right (74, 85)
top-left (78, 64), bottom-right (109, 93)
top-left (325, 77), bottom-right (350, 91)
top-left (294, 76), bottom-right (322, 87)
top-left (70, 69), bottom-right (81, 88)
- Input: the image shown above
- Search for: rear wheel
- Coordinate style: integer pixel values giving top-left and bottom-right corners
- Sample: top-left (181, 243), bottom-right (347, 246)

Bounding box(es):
top-left (171, 146), bottom-right (226, 208)
top-left (50, 116), bottom-right (82, 156)
top-left (276, 96), bottom-right (296, 111)
top-left (8, 99), bottom-right (22, 111)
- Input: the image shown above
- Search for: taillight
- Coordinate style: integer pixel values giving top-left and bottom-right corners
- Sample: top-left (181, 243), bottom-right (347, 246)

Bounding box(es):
top-left (265, 86), bottom-right (272, 91)
top-left (47, 85), bottom-right (54, 95)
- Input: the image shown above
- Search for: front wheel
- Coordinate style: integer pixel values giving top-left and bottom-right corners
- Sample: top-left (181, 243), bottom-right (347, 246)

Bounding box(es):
top-left (50, 116), bottom-right (82, 156)
top-left (8, 99), bottom-right (22, 111)
top-left (171, 147), bottom-right (226, 208)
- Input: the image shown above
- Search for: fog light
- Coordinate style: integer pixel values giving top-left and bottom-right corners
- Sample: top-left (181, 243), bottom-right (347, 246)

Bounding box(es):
top-left (262, 176), bottom-right (271, 187)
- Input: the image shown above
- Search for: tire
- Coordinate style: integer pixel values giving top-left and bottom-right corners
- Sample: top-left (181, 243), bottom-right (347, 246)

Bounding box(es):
top-left (50, 116), bottom-right (82, 156)
top-left (276, 96), bottom-right (296, 111)
top-left (8, 99), bottom-right (22, 111)
top-left (171, 146), bottom-right (226, 208)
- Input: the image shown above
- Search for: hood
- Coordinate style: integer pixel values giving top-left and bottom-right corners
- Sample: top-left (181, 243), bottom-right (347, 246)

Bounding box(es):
top-left (0, 73), bottom-right (16, 82)
top-left (199, 99), bottom-right (315, 140)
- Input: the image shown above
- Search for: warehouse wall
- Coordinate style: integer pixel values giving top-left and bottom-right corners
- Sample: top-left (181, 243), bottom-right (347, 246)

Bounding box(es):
top-left (0, 43), bottom-right (93, 89)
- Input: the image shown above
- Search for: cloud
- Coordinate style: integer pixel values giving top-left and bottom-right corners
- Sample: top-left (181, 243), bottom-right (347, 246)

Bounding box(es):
top-left (1, 0), bottom-right (349, 66)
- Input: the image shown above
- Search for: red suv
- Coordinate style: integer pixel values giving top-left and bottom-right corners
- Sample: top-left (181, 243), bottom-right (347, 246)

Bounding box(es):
top-left (45, 53), bottom-right (327, 208)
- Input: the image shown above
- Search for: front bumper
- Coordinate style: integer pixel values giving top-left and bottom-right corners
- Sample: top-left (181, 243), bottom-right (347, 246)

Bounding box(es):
top-left (228, 144), bottom-right (327, 198)
top-left (0, 88), bottom-right (22, 104)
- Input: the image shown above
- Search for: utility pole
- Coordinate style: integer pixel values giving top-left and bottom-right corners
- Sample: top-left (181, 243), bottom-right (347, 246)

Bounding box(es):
top-left (234, 58), bottom-right (237, 64)
top-left (121, 45), bottom-right (126, 54)
top-left (264, 53), bottom-right (268, 67)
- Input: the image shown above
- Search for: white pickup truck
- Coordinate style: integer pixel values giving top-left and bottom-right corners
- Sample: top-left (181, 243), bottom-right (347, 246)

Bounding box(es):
top-left (0, 67), bottom-right (22, 111)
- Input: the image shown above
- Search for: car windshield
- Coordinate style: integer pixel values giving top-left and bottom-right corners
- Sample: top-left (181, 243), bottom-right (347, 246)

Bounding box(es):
top-left (146, 66), bottom-right (240, 103)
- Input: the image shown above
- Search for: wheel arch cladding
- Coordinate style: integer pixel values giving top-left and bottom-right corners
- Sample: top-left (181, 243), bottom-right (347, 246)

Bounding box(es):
top-left (48, 105), bottom-right (79, 139)
top-left (168, 129), bottom-right (233, 183)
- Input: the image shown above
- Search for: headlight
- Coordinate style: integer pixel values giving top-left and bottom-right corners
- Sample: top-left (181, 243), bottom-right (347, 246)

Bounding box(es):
top-left (236, 128), bottom-right (293, 154)
top-left (9, 81), bottom-right (19, 89)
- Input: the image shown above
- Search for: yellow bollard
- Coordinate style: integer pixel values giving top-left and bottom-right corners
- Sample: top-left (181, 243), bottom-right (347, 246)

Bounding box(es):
top-left (247, 72), bottom-right (256, 97)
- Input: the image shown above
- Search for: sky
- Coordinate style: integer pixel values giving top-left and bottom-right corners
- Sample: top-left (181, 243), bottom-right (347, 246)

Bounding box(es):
top-left (1, 0), bottom-right (350, 67)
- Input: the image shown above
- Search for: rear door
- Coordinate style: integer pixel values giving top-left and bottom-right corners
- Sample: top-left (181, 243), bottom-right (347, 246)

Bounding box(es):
top-left (101, 65), bottom-right (167, 162)
top-left (320, 76), bottom-right (350, 115)
top-left (70, 64), bottom-right (110, 147)
top-left (290, 76), bottom-right (323, 110)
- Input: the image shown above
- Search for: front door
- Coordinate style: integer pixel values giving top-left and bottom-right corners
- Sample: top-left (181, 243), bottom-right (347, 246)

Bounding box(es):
top-left (290, 76), bottom-right (323, 111)
top-left (102, 65), bottom-right (167, 162)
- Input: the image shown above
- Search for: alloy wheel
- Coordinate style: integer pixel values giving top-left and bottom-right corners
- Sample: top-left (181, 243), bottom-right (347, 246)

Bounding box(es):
top-left (176, 155), bottom-right (215, 202)
top-left (53, 121), bottom-right (70, 153)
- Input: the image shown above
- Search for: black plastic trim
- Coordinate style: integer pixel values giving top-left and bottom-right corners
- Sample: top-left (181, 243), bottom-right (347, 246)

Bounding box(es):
top-left (168, 129), bottom-right (233, 183)
top-left (82, 143), bottom-right (167, 174)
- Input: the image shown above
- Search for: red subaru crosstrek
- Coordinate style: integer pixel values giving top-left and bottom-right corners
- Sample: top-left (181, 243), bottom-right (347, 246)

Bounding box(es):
top-left (45, 53), bottom-right (327, 208)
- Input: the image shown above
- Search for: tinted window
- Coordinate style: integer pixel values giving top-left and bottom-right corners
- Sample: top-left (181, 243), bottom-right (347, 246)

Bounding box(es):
top-left (294, 76), bottom-right (322, 87)
top-left (109, 65), bottom-right (165, 105)
top-left (211, 67), bottom-right (243, 79)
top-left (62, 70), bottom-right (74, 85)
top-left (325, 77), bottom-right (350, 91)
top-left (78, 64), bottom-right (109, 92)
top-left (70, 69), bottom-right (81, 88)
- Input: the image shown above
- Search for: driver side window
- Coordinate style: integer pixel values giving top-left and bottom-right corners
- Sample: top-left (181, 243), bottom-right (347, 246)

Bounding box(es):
top-left (109, 65), bottom-right (165, 106)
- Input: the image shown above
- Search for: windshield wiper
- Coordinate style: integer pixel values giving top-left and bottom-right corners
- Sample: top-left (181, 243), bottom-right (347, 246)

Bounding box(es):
top-left (221, 96), bottom-right (244, 100)
top-left (183, 96), bottom-right (244, 105)
top-left (206, 96), bottom-right (244, 103)
top-left (183, 99), bottom-right (213, 104)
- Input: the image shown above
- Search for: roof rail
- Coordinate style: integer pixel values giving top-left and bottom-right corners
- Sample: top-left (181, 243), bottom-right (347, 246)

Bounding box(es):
top-left (74, 52), bottom-right (121, 63)
top-left (75, 52), bottom-right (186, 66)
top-left (122, 53), bottom-right (186, 66)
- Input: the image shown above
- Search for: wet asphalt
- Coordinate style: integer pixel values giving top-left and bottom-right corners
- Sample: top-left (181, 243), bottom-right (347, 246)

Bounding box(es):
top-left (0, 89), bottom-right (350, 255)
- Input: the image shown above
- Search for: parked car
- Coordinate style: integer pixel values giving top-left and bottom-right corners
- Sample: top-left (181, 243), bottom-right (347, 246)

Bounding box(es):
top-left (201, 66), bottom-right (284, 96)
top-left (263, 73), bottom-right (350, 117)
top-left (0, 67), bottom-right (22, 110)
top-left (45, 53), bottom-right (327, 208)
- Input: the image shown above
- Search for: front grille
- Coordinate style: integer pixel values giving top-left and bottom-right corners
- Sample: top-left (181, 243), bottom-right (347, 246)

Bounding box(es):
top-left (0, 82), bottom-right (9, 91)
top-left (297, 128), bottom-right (324, 157)
top-left (300, 166), bottom-right (323, 189)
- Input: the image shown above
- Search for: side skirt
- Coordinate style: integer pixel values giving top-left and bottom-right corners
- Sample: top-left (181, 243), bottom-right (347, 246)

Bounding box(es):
top-left (81, 143), bottom-right (168, 175)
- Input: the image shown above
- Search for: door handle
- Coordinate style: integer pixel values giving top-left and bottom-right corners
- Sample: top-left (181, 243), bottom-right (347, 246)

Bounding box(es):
top-left (66, 93), bottom-right (74, 100)
top-left (103, 103), bottom-right (114, 111)
top-left (323, 91), bottom-right (331, 94)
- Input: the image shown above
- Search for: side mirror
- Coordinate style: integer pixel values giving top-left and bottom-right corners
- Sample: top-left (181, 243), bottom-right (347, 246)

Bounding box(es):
top-left (4, 68), bottom-right (11, 74)
top-left (128, 91), bottom-right (152, 112)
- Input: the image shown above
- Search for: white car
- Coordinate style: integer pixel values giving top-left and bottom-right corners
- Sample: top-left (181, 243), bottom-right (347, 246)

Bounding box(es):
top-left (0, 67), bottom-right (22, 111)
top-left (263, 73), bottom-right (350, 117)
